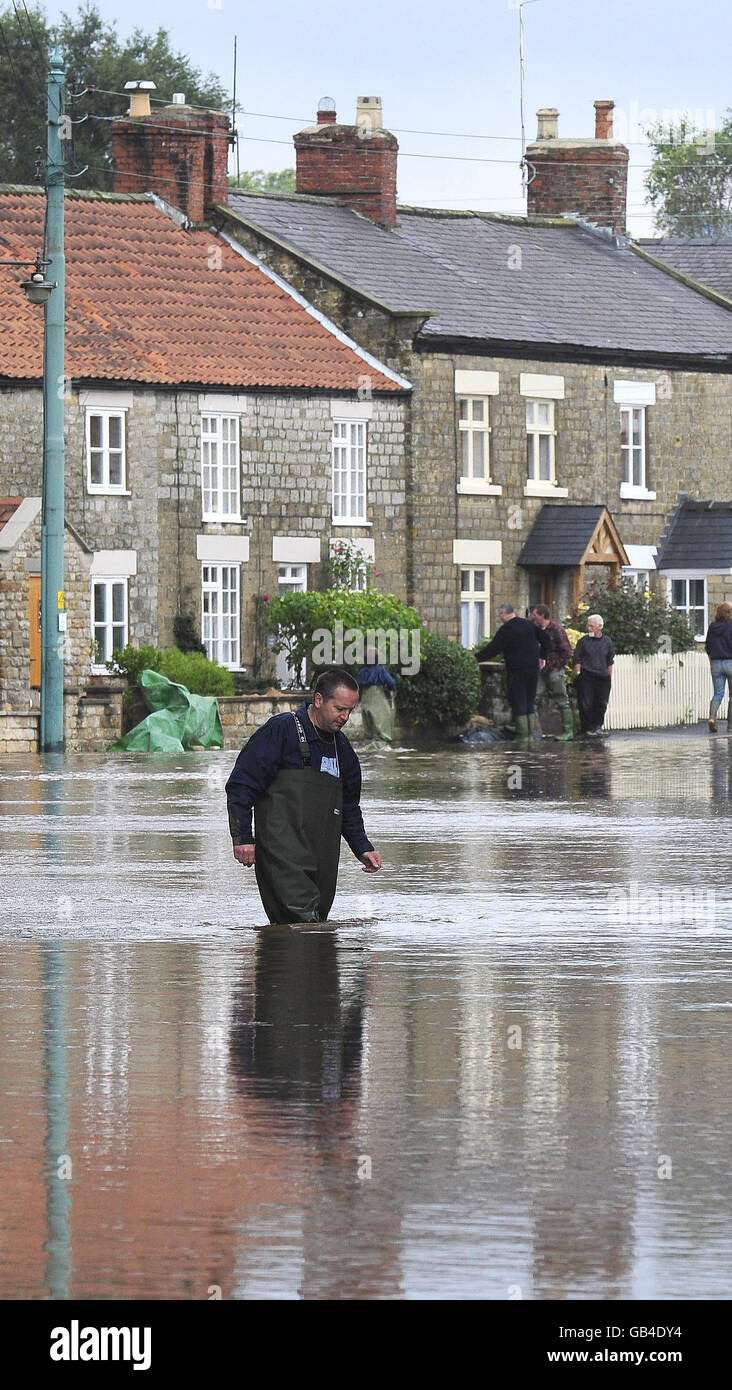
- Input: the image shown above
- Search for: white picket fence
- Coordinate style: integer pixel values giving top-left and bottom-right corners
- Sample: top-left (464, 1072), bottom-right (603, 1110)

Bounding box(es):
top-left (605, 650), bottom-right (726, 730)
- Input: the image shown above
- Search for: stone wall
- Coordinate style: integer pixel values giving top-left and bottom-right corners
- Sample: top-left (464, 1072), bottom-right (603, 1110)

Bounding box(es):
top-left (0, 711), bottom-right (39, 753)
top-left (0, 506), bottom-right (92, 709)
top-left (0, 383), bottom-right (408, 696)
top-left (217, 213), bottom-right (732, 643)
top-left (64, 680), bottom-right (126, 752)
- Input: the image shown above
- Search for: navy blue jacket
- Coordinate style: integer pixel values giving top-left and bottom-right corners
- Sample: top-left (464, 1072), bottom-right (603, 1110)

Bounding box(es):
top-left (705, 619), bottom-right (732, 661)
top-left (225, 702), bottom-right (373, 858)
top-left (476, 616), bottom-right (548, 669)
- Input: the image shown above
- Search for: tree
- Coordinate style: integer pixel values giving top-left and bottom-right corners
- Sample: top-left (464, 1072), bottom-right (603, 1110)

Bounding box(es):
top-left (645, 115), bottom-right (732, 239)
top-left (0, 2), bottom-right (228, 188)
top-left (228, 168), bottom-right (296, 194)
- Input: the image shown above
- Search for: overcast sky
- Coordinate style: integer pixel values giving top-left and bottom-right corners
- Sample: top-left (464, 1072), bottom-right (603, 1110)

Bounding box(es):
top-left (40, 0), bottom-right (732, 236)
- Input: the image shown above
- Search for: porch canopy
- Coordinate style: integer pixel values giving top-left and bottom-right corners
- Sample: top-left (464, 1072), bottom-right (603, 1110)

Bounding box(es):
top-left (518, 504), bottom-right (629, 606)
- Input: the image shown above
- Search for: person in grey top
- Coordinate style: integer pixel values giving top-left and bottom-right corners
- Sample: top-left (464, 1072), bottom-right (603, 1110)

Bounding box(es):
top-left (573, 614), bottom-right (615, 735)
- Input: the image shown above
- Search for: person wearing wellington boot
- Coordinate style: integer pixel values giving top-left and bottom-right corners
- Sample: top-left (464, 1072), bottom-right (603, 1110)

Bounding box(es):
top-left (475, 603), bottom-right (548, 740)
top-left (531, 604), bottom-right (574, 739)
top-left (225, 668), bottom-right (382, 924)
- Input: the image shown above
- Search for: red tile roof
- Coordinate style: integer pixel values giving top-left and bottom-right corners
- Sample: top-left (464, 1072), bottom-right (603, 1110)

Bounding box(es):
top-left (0, 498), bottom-right (22, 531)
top-left (0, 189), bottom-right (404, 391)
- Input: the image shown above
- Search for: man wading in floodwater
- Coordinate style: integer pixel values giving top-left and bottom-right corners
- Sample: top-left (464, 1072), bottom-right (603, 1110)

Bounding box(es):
top-left (225, 669), bottom-right (382, 924)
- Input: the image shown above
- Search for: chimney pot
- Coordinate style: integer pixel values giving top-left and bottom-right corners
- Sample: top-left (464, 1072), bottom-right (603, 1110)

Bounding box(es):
top-left (594, 99), bottom-right (614, 140)
top-left (536, 107), bottom-right (559, 140)
top-left (124, 78), bottom-right (156, 120)
top-left (356, 95), bottom-right (383, 134)
top-left (172, 92), bottom-right (186, 106)
top-left (317, 96), bottom-right (337, 124)
top-left (295, 95), bottom-right (398, 225)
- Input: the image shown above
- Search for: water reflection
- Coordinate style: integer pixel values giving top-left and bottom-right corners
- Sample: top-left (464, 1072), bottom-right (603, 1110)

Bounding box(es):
top-left (230, 930), bottom-right (364, 1107)
top-left (0, 733), bottom-right (729, 1299)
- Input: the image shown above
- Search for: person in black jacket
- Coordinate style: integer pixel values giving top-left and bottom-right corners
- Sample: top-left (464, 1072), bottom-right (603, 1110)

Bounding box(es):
top-left (475, 603), bottom-right (548, 739)
top-left (225, 668), bottom-right (382, 924)
top-left (704, 601), bottom-right (732, 733)
top-left (572, 614), bottom-right (615, 735)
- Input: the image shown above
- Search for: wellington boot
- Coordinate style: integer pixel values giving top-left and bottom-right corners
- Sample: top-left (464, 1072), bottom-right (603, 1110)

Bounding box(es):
top-left (557, 708), bottom-right (574, 740)
top-left (527, 713), bottom-right (538, 739)
top-left (708, 699), bottom-right (719, 733)
top-left (514, 714), bottom-right (529, 740)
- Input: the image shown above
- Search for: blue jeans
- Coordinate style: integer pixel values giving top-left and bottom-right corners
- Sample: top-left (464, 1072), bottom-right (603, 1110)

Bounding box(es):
top-left (710, 659), bottom-right (732, 712)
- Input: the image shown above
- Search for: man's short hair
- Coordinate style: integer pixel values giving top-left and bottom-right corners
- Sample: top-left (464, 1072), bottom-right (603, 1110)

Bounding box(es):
top-left (313, 668), bottom-right (359, 701)
top-left (587, 613), bottom-right (604, 628)
top-left (498, 603), bottom-right (515, 616)
top-left (532, 603), bottom-right (550, 619)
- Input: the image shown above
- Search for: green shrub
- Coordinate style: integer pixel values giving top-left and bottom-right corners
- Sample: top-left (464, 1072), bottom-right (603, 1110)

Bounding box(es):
top-left (568, 579), bottom-right (697, 656)
top-left (396, 630), bottom-right (481, 728)
top-left (107, 644), bottom-right (234, 696)
top-left (261, 588), bottom-right (424, 685)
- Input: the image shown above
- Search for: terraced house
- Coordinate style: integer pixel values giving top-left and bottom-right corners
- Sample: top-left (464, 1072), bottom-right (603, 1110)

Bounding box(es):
top-left (0, 92), bottom-right (409, 727)
top-left (213, 95), bottom-right (732, 644)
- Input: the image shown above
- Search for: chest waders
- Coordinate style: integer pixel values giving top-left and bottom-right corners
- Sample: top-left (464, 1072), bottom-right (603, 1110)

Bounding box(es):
top-left (254, 714), bottom-right (344, 924)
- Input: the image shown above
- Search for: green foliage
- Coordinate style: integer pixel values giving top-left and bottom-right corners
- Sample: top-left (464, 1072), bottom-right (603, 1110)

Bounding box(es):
top-left (0, 3), bottom-right (228, 186)
top-left (568, 579), bottom-right (697, 656)
top-left (106, 644), bottom-right (234, 695)
top-left (260, 589), bottom-right (423, 686)
top-left (173, 611), bottom-right (206, 654)
top-left (645, 116), bottom-right (732, 238)
top-left (228, 169), bottom-right (296, 194)
top-left (396, 630), bottom-right (481, 729)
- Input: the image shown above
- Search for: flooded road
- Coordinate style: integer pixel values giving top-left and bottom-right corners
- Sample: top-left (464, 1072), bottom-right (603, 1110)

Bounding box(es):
top-left (0, 731), bottom-right (730, 1299)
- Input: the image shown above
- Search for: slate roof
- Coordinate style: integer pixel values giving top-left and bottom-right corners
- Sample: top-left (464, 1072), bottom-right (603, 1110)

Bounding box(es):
top-left (224, 194), bottom-right (732, 364)
top-left (0, 188), bottom-right (404, 391)
top-left (639, 240), bottom-right (732, 302)
top-left (656, 499), bottom-right (732, 570)
top-left (517, 505), bottom-right (607, 567)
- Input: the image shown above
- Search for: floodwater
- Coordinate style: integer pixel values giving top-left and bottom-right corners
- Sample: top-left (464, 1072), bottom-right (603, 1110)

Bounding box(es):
top-left (0, 731), bottom-right (730, 1300)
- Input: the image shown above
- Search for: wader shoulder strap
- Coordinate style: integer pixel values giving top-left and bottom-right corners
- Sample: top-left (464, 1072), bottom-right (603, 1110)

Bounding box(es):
top-left (292, 713), bottom-right (311, 766)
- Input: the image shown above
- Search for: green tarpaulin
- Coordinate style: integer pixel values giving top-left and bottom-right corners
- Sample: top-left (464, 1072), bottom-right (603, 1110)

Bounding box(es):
top-left (112, 669), bottom-right (224, 752)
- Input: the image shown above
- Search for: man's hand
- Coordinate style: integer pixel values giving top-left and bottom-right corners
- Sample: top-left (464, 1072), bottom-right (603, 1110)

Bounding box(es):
top-left (360, 850), bottom-right (382, 873)
top-left (539, 658), bottom-right (546, 670)
top-left (234, 843), bottom-right (255, 867)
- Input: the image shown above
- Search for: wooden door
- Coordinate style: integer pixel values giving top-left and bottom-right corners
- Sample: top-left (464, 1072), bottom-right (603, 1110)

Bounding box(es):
top-left (29, 574), bottom-right (41, 687)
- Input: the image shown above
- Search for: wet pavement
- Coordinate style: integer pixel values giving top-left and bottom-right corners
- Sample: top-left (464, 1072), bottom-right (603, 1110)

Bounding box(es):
top-left (0, 730), bottom-right (730, 1299)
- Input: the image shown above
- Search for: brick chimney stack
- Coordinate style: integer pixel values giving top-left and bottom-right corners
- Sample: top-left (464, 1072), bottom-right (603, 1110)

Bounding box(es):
top-left (294, 96), bottom-right (399, 226)
top-left (112, 82), bottom-right (230, 225)
top-left (526, 100), bottom-right (628, 235)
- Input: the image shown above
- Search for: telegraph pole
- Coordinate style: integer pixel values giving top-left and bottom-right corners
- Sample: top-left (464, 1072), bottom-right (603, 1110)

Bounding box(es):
top-left (41, 50), bottom-right (66, 752)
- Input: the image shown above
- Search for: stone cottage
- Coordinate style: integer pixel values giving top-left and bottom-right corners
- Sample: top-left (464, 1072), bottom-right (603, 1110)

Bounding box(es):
top-left (211, 95), bottom-right (732, 642)
top-left (0, 102), bottom-right (410, 734)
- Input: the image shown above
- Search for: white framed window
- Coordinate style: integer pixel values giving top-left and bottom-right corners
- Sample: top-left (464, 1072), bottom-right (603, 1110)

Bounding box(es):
top-left (458, 397), bottom-right (491, 482)
top-left (201, 414), bottom-right (241, 520)
top-left (92, 577), bottom-right (128, 665)
top-left (201, 563), bottom-right (240, 668)
top-left (526, 399), bottom-right (556, 483)
top-left (620, 405), bottom-right (647, 489)
top-left (623, 569), bottom-right (651, 593)
top-left (614, 382), bottom-right (656, 499)
top-left (460, 567), bottom-right (489, 648)
top-left (86, 410), bottom-right (126, 493)
top-left (278, 563), bottom-right (307, 593)
top-left (670, 576), bottom-right (707, 638)
top-left (332, 419), bottom-right (367, 522)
